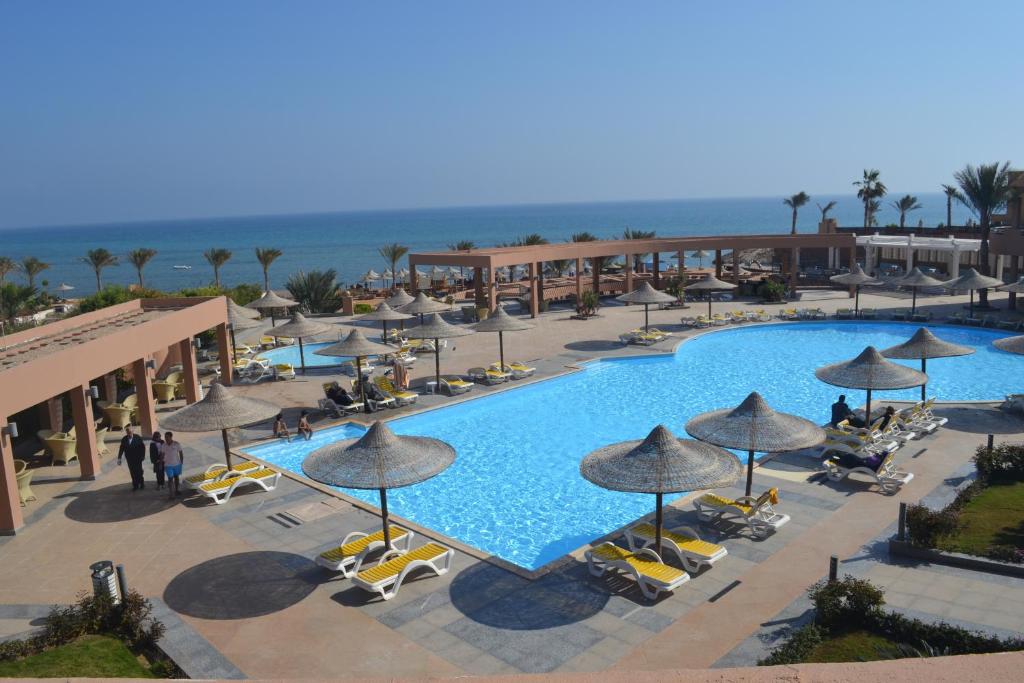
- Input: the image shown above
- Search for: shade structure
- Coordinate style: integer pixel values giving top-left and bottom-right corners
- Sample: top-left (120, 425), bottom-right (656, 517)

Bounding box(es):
top-left (302, 421), bottom-right (456, 549)
top-left (895, 268), bottom-right (944, 315)
top-left (362, 269), bottom-right (381, 283)
top-left (56, 282), bottom-right (75, 292)
top-left (685, 392), bottom-right (825, 497)
top-left (993, 335), bottom-right (1024, 355)
top-left (409, 314), bottom-right (475, 391)
top-left (358, 302), bottom-right (412, 342)
top-left (385, 289), bottom-right (415, 308)
top-left (616, 282), bottom-right (675, 331)
top-left (815, 346), bottom-right (927, 423)
top-left (943, 268), bottom-right (1004, 318)
top-left (159, 382), bottom-right (279, 469)
top-left (315, 329), bottom-right (392, 412)
top-left (398, 292), bottom-right (449, 325)
top-left (997, 276), bottom-right (1024, 293)
top-left (684, 275), bottom-right (738, 317)
top-left (881, 328), bottom-right (974, 401)
top-left (690, 250), bottom-right (710, 267)
top-left (830, 265), bottom-right (881, 316)
top-left (471, 306), bottom-right (534, 372)
top-left (580, 425), bottom-right (742, 552)
top-left (246, 290), bottom-right (299, 325)
top-left (269, 313), bottom-right (332, 373)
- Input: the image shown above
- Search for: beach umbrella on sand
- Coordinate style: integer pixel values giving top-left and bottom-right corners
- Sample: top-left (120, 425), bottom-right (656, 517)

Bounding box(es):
top-left (815, 346), bottom-right (927, 425)
top-left (895, 268), bottom-right (943, 315)
top-left (159, 383), bottom-right (278, 469)
top-left (398, 292), bottom-right (449, 325)
top-left (686, 392), bottom-right (825, 497)
top-left (315, 329), bottom-right (392, 413)
top-left (226, 299), bottom-right (261, 353)
top-left (881, 328), bottom-right (974, 401)
top-left (684, 274), bottom-right (737, 318)
top-left (358, 302), bottom-right (412, 343)
top-left (303, 421), bottom-right (455, 550)
top-left (472, 305), bottom-right (533, 372)
top-left (581, 425), bottom-right (742, 552)
top-left (942, 268), bottom-right (1004, 319)
top-left (409, 313), bottom-right (474, 392)
top-left (690, 250), bottom-right (710, 268)
top-left (617, 282), bottom-right (676, 332)
top-left (830, 265), bottom-right (881, 317)
top-left (362, 269), bottom-right (382, 283)
top-left (269, 312), bottom-right (331, 374)
top-left (55, 283), bottom-right (75, 298)
top-left (993, 334), bottom-right (1024, 355)
top-left (246, 290), bottom-right (299, 325)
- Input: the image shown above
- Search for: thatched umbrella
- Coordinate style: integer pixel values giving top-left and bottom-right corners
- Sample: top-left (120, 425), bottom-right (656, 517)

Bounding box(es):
top-left (159, 382), bottom-right (278, 469)
top-left (895, 268), bottom-right (943, 315)
top-left (685, 392), bottom-right (825, 497)
top-left (815, 346), bottom-right (927, 424)
top-left (580, 425), bottom-right (741, 552)
top-left (269, 312), bottom-right (332, 373)
top-left (385, 289), bottom-right (414, 308)
top-left (830, 265), bottom-right (881, 317)
top-left (226, 299), bottom-right (261, 353)
top-left (943, 268), bottom-right (1004, 318)
top-left (616, 282), bottom-right (676, 331)
top-left (302, 421), bottom-right (455, 549)
top-left (362, 269), bottom-right (381, 284)
top-left (472, 306), bottom-right (533, 371)
top-left (246, 290), bottom-right (299, 325)
top-left (690, 250), bottom-right (710, 268)
top-left (358, 302), bottom-right (412, 343)
top-left (315, 329), bottom-right (392, 412)
top-left (684, 274), bottom-right (738, 318)
top-left (993, 335), bottom-right (1024, 355)
top-left (409, 314), bottom-right (474, 391)
top-left (997, 276), bottom-right (1024, 294)
top-left (881, 328), bottom-right (974, 401)
top-left (398, 292), bottom-right (449, 325)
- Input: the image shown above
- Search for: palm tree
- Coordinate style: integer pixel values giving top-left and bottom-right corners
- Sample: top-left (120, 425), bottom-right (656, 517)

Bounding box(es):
top-left (941, 184), bottom-right (964, 228)
top-left (20, 257), bottom-right (49, 289)
top-left (868, 199), bottom-right (882, 227)
top-left (547, 259), bottom-right (574, 277)
top-left (0, 257), bottom-right (17, 286)
top-left (82, 249), bottom-right (119, 291)
top-left (0, 283), bottom-right (37, 325)
top-left (622, 228), bottom-right (657, 271)
top-left (203, 248), bottom-right (232, 288)
top-left (255, 247), bottom-right (283, 291)
top-left (286, 269), bottom-right (342, 313)
top-left (816, 201), bottom-right (838, 223)
top-left (954, 161), bottom-right (1013, 306)
top-left (378, 243), bottom-right (408, 289)
top-left (854, 169), bottom-right (887, 228)
top-left (891, 195), bottom-right (922, 229)
top-left (127, 248), bottom-right (157, 288)
top-left (783, 192), bottom-right (811, 235)
top-left (571, 232), bottom-right (606, 298)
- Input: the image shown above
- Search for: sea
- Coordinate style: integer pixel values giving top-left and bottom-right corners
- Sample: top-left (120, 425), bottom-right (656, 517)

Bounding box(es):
top-left (0, 193), bottom-right (971, 294)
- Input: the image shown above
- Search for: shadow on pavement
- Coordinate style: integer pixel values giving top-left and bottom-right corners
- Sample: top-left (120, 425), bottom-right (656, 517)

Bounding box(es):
top-left (61, 483), bottom-right (176, 523)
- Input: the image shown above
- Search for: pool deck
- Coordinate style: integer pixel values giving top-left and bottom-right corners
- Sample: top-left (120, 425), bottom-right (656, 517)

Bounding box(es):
top-left (3, 288), bottom-right (1024, 678)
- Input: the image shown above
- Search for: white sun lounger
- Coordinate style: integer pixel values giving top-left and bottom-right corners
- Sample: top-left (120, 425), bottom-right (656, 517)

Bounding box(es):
top-left (585, 542), bottom-right (689, 600)
top-left (184, 460), bottom-right (264, 489)
top-left (316, 526), bottom-right (413, 577)
top-left (823, 452), bottom-right (913, 494)
top-left (693, 488), bottom-right (790, 539)
top-left (624, 523), bottom-right (728, 573)
top-left (352, 542), bottom-right (454, 601)
top-left (197, 468), bottom-right (281, 504)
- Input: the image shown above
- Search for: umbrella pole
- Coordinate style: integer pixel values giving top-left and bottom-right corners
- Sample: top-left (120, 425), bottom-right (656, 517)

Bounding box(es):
top-left (644, 304), bottom-right (649, 332)
top-left (855, 286), bottom-right (860, 317)
top-left (299, 337), bottom-right (306, 374)
top-left (655, 491), bottom-right (663, 556)
top-left (383, 321), bottom-right (388, 343)
top-left (707, 297), bottom-right (712, 319)
top-left (865, 388), bottom-right (873, 427)
top-left (434, 337), bottom-right (441, 391)
top-left (357, 356), bottom-right (370, 414)
top-left (230, 328), bottom-right (238, 357)
top-left (745, 449), bottom-right (755, 497)
top-left (921, 358), bottom-right (927, 402)
top-left (912, 288), bottom-right (917, 315)
top-left (969, 290), bottom-right (974, 319)
top-left (380, 488), bottom-right (392, 549)
top-left (221, 428), bottom-right (232, 470)
top-left (498, 330), bottom-right (505, 372)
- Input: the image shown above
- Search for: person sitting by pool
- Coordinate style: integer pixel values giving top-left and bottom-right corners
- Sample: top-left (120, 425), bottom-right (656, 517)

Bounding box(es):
top-left (297, 410), bottom-right (313, 441)
top-left (273, 414), bottom-right (291, 442)
top-left (830, 394), bottom-right (864, 428)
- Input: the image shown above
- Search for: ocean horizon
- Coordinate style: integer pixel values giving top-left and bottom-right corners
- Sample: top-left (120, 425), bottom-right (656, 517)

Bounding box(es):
top-left (0, 193), bottom-right (972, 294)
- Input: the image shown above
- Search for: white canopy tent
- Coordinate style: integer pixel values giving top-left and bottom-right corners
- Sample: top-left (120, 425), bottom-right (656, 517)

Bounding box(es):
top-left (855, 233), bottom-right (989, 281)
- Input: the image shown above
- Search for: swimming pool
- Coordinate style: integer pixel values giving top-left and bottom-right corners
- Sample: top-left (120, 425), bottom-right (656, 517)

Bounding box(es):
top-left (243, 322), bottom-right (1020, 571)
top-left (259, 341), bottom-right (350, 368)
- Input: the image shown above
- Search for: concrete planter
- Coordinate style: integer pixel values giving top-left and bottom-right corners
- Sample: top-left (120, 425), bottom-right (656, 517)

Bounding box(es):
top-left (889, 538), bottom-right (1024, 578)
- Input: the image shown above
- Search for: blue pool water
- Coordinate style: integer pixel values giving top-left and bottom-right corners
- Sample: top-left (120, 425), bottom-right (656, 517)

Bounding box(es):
top-left (259, 342), bottom-right (350, 368)
top-left (243, 322), bottom-right (1020, 570)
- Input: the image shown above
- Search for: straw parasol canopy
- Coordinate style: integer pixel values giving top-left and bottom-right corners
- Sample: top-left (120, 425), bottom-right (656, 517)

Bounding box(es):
top-left (830, 265), bottom-right (881, 316)
top-left (690, 250), bottom-right (710, 267)
top-left (684, 274), bottom-right (738, 317)
top-left (895, 267), bottom-right (944, 315)
top-left (302, 421), bottom-right (455, 549)
top-left (580, 425), bottom-right (742, 551)
top-left (997, 276), bottom-right (1024, 293)
top-left (362, 269), bottom-right (382, 283)
top-left (685, 392), bottom-right (825, 497)
top-left (159, 382), bottom-right (279, 469)
top-left (269, 312), bottom-right (332, 373)
top-left (815, 346), bottom-right (927, 422)
top-left (246, 290), bottom-right (299, 325)
top-left (472, 305), bottom-right (534, 372)
top-left (943, 268), bottom-right (1005, 318)
top-left (617, 282), bottom-right (676, 331)
top-left (315, 329), bottom-right (392, 412)
top-left (398, 292), bottom-right (449, 324)
top-left (385, 289), bottom-right (415, 308)
top-left (409, 314), bottom-right (475, 391)
top-left (357, 302), bottom-right (412, 342)
top-left (993, 335), bottom-right (1024, 355)
top-left (881, 327), bottom-right (974, 401)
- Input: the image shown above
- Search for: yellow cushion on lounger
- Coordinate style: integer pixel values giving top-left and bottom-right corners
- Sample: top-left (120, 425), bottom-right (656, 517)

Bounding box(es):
top-left (356, 542), bottom-right (448, 584)
top-left (319, 527), bottom-right (409, 564)
top-left (697, 493), bottom-right (752, 513)
top-left (198, 467), bottom-right (275, 492)
top-left (590, 543), bottom-right (686, 583)
top-left (185, 461), bottom-right (260, 484)
top-left (630, 523), bottom-right (723, 557)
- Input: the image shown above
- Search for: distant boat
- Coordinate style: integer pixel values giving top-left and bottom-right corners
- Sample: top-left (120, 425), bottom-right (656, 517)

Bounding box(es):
top-left (173, 265), bottom-right (192, 270)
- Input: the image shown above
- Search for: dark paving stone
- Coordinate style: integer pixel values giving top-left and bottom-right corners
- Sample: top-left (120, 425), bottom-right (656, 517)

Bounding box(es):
top-left (150, 597), bottom-right (246, 679)
top-left (445, 616), bottom-right (603, 673)
top-left (623, 607), bottom-right (674, 632)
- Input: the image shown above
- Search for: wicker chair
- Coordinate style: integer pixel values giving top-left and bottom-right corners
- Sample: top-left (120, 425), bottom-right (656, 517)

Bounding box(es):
top-left (103, 405), bottom-right (133, 431)
top-left (15, 460), bottom-right (35, 506)
top-left (45, 434), bottom-right (79, 465)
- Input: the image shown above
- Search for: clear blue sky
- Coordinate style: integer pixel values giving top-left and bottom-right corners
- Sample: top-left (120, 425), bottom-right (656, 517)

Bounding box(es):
top-left (1, 1), bottom-right (1020, 229)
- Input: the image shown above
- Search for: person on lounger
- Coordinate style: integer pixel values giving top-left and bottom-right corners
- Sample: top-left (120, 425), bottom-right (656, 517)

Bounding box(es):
top-left (877, 406), bottom-right (896, 433)
top-left (830, 394), bottom-right (864, 428)
top-left (835, 449), bottom-right (885, 472)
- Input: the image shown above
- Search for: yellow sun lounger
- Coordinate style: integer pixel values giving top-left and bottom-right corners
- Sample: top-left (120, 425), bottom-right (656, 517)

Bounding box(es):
top-left (197, 468), bottom-right (280, 504)
top-left (585, 542), bottom-right (689, 600)
top-left (693, 488), bottom-right (790, 539)
top-left (316, 526), bottom-right (414, 577)
top-left (274, 363), bottom-right (296, 380)
top-left (374, 376), bottom-right (417, 406)
top-left (352, 542), bottom-right (454, 601)
top-left (185, 461), bottom-right (263, 488)
top-left (490, 362), bottom-right (536, 379)
top-left (624, 523), bottom-right (728, 573)
top-left (440, 375), bottom-right (473, 395)
top-left (823, 452), bottom-right (914, 494)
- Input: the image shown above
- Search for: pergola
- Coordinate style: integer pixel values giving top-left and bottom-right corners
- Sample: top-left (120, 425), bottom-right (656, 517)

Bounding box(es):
top-left (857, 233), bottom-right (983, 279)
top-left (0, 297), bottom-right (234, 534)
top-left (409, 233), bottom-right (857, 317)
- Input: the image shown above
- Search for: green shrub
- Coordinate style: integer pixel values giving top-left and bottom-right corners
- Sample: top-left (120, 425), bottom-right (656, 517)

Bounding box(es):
top-left (986, 544), bottom-right (1024, 564)
top-left (286, 270), bottom-right (342, 313)
top-left (758, 279), bottom-right (786, 302)
top-left (78, 285), bottom-right (161, 313)
top-left (905, 503), bottom-right (961, 548)
top-left (808, 576), bottom-right (885, 629)
top-left (579, 290), bottom-right (599, 315)
top-left (228, 283), bottom-right (262, 306)
top-left (870, 611), bottom-right (1023, 655)
top-left (974, 443), bottom-right (1024, 482)
top-left (353, 303), bottom-right (373, 314)
top-left (759, 624), bottom-right (824, 665)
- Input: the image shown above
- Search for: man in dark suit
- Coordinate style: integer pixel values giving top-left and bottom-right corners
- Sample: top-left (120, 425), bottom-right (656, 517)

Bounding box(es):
top-left (117, 424), bottom-right (147, 490)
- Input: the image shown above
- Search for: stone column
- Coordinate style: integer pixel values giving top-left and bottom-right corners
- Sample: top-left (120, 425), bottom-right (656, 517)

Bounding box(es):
top-left (487, 268), bottom-right (497, 311)
top-left (624, 255), bottom-right (634, 294)
top-left (46, 397), bottom-right (63, 431)
top-left (179, 338), bottom-right (200, 404)
top-left (216, 323), bottom-right (233, 385)
top-left (1009, 256), bottom-right (1019, 310)
top-left (0, 420), bottom-right (24, 534)
top-left (950, 249), bottom-right (961, 280)
top-left (905, 234), bottom-right (914, 273)
top-left (574, 258), bottom-right (583, 303)
top-left (732, 250), bottom-right (740, 284)
top-left (789, 248), bottom-right (799, 294)
top-left (715, 250), bottom-right (723, 278)
top-left (474, 267), bottom-right (484, 308)
top-left (652, 253), bottom-right (660, 288)
top-left (677, 250), bottom-right (685, 277)
top-left (528, 262), bottom-right (539, 318)
top-left (70, 384), bottom-right (100, 480)
top-left (995, 255), bottom-right (1006, 281)
top-left (132, 358), bottom-right (157, 436)
top-left (410, 267), bottom-right (419, 294)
